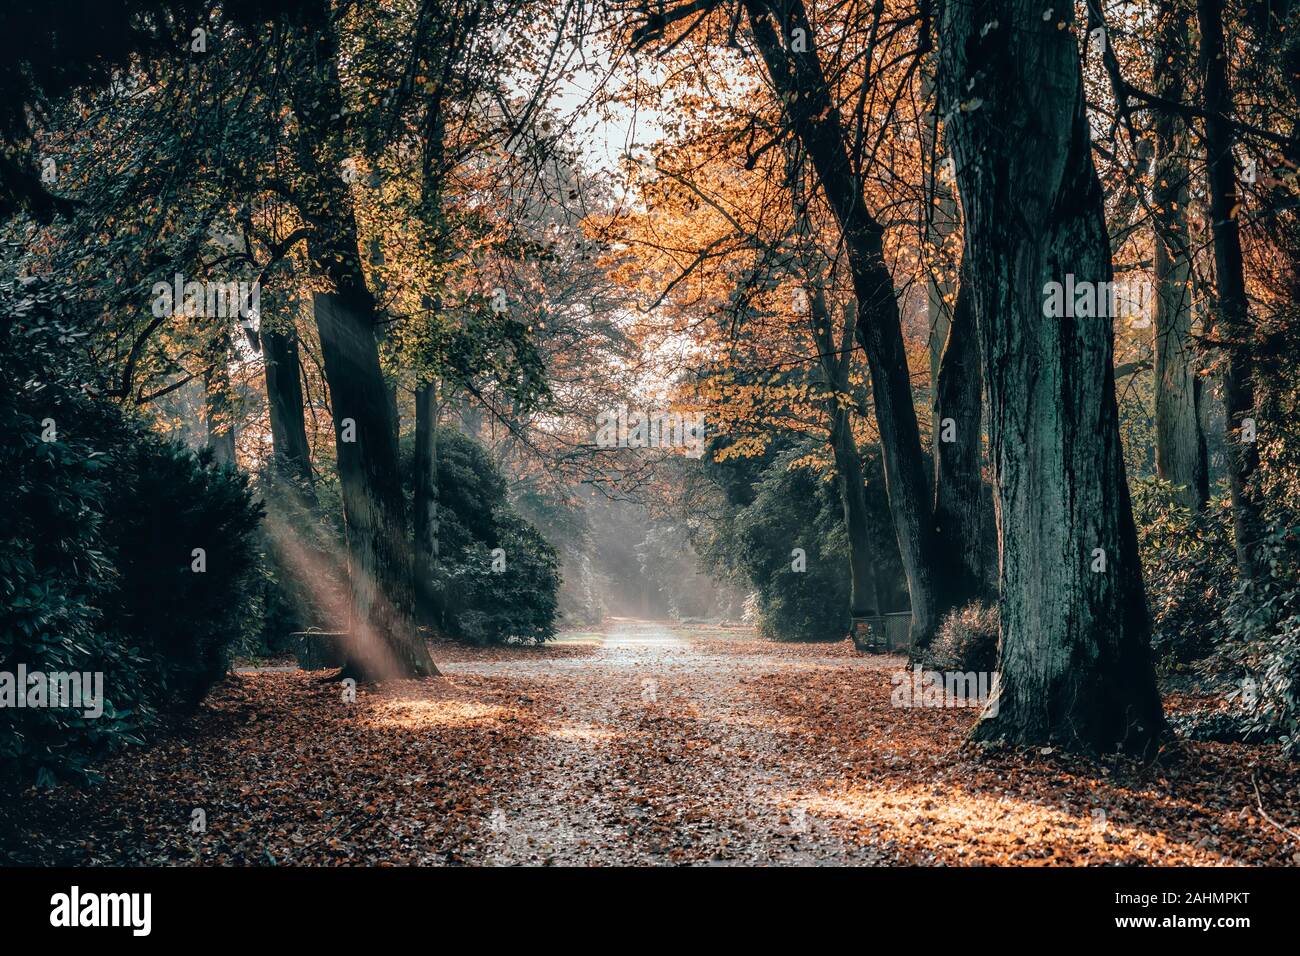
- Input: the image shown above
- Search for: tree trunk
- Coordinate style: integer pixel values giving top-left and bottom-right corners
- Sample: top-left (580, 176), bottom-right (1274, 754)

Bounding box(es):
top-left (1152, 0), bottom-right (1209, 512)
top-left (259, 301), bottom-right (319, 638)
top-left (204, 342), bottom-right (237, 467)
top-left (312, 286), bottom-right (436, 679)
top-left (922, 66), bottom-right (960, 418)
top-left (1197, 0), bottom-right (1261, 575)
top-left (285, 0), bottom-right (436, 679)
top-left (413, 380), bottom-right (441, 625)
top-left (746, 0), bottom-right (945, 648)
top-left (388, 381), bottom-right (400, 451)
top-left (829, 402), bottom-right (881, 620)
top-left (806, 287), bottom-right (881, 621)
top-left (933, 266), bottom-right (990, 609)
top-left (791, 162), bottom-right (884, 627)
top-left (412, 63), bottom-right (449, 630)
top-left (924, 61), bottom-right (992, 621)
top-left (263, 317), bottom-right (314, 486)
top-left (940, 0), bottom-right (1164, 754)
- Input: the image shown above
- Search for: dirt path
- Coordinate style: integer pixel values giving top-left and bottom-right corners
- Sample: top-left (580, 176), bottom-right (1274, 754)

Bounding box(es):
top-left (6, 619), bottom-right (1297, 866)
top-left (442, 619), bottom-right (882, 865)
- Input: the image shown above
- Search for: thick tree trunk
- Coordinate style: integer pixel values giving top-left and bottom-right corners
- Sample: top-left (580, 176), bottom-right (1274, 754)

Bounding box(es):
top-left (940, 0), bottom-right (1164, 754)
top-left (263, 318), bottom-right (314, 486)
top-left (312, 287), bottom-right (436, 679)
top-left (286, 0), bottom-right (436, 679)
top-left (413, 381), bottom-right (441, 625)
top-left (746, 0), bottom-right (945, 648)
top-left (1152, 0), bottom-right (1209, 512)
top-left (1197, 0), bottom-right (1262, 575)
top-left (933, 268), bottom-right (990, 609)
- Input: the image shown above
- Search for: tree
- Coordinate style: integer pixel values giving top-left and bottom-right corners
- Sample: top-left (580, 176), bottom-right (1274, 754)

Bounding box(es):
top-left (939, 0), bottom-right (1164, 754)
top-left (807, 288), bottom-right (882, 623)
top-left (623, 1), bottom-right (997, 644)
top-left (739, 0), bottom-right (947, 649)
top-left (260, 294), bottom-right (314, 487)
top-left (1151, 0), bottom-right (1208, 513)
top-left (282, 0), bottom-right (437, 679)
top-left (1197, 0), bottom-right (1262, 577)
top-left (924, 59), bottom-right (992, 613)
top-left (789, 159), bottom-right (883, 625)
top-left (932, 264), bottom-right (992, 611)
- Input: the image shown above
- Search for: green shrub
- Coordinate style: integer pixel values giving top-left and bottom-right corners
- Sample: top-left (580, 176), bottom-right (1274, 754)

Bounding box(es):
top-left (98, 438), bottom-right (264, 714)
top-left (443, 524), bottom-right (560, 645)
top-left (1131, 476), bottom-right (1236, 669)
top-left (1, 282), bottom-right (146, 787)
top-left (730, 452), bottom-right (852, 641)
top-left (405, 429), bottom-right (560, 644)
top-left (1215, 517), bottom-right (1300, 754)
top-left (1, 276), bottom-right (263, 786)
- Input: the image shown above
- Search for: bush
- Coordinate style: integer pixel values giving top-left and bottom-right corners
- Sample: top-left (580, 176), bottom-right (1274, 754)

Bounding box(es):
top-left (99, 438), bottom-right (264, 714)
top-left (929, 602), bottom-right (1000, 673)
top-left (698, 438), bottom-right (909, 641)
top-left (0, 276), bottom-right (263, 786)
top-left (730, 452), bottom-right (852, 641)
top-left (1131, 476), bottom-right (1235, 669)
top-left (1, 281), bottom-right (146, 787)
top-left (1213, 517), bottom-right (1300, 754)
top-left (406, 429), bottom-right (560, 645)
top-left (443, 523), bottom-right (560, 645)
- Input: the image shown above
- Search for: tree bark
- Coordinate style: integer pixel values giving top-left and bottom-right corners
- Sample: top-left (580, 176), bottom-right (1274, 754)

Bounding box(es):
top-left (806, 289), bottom-right (881, 621)
top-left (940, 0), bottom-right (1164, 754)
top-left (1152, 0), bottom-right (1209, 512)
top-left (413, 380), bottom-right (441, 625)
top-left (922, 66), bottom-right (960, 418)
top-left (285, 0), bottom-right (436, 679)
top-left (204, 340), bottom-right (237, 467)
top-left (312, 285), bottom-right (436, 679)
top-left (924, 59), bottom-right (992, 618)
top-left (263, 314), bottom-right (314, 487)
top-left (1197, 0), bottom-right (1261, 575)
top-left (830, 401), bottom-right (882, 620)
top-left (746, 0), bottom-right (945, 648)
top-left (790, 160), bottom-right (884, 626)
top-left (933, 266), bottom-right (991, 608)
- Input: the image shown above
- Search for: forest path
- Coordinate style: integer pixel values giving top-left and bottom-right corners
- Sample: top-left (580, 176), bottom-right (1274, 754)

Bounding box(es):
top-left (10, 620), bottom-right (1289, 866)
top-left (438, 618), bottom-right (883, 865)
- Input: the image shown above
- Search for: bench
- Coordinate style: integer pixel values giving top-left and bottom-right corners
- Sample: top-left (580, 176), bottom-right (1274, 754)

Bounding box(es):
top-left (288, 631), bottom-right (349, 670)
